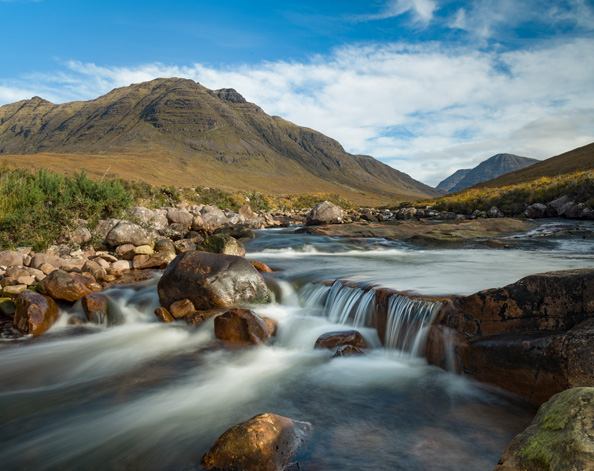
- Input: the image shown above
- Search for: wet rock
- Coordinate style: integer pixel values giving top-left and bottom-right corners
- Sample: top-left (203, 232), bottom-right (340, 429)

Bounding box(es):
top-left (169, 298), bottom-right (196, 319)
top-left (154, 306), bottom-right (174, 323)
top-left (13, 290), bottom-right (59, 335)
top-left (314, 330), bottom-right (369, 350)
top-left (524, 203), bottom-right (548, 219)
top-left (0, 297), bottom-right (15, 317)
top-left (333, 345), bottom-right (365, 358)
top-left (306, 201), bottom-right (344, 226)
top-left (249, 261), bottom-right (273, 273)
top-left (2, 284), bottom-right (28, 298)
top-left (214, 308), bottom-right (276, 345)
top-left (0, 250), bottom-right (24, 267)
top-left (201, 413), bottom-right (312, 471)
top-left (105, 221), bottom-right (152, 247)
top-left (495, 387), bottom-right (594, 471)
top-left (82, 293), bottom-right (109, 324)
top-left (41, 269), bottom-right (94, 302)
top-left (200, 234), bottom-right (245, 257)
top-left (157, 251), bottom-right (270, 311)
top-left (185, 308), bottom-right (226, 327)
top-left (132, 252), bottom-right (175, 270)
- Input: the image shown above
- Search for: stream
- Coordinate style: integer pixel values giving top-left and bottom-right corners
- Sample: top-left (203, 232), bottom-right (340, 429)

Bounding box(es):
top-left (1, 221), bottom-right (593, 470)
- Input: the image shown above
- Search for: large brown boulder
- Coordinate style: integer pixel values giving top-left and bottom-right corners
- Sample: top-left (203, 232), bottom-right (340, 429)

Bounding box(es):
top-left (41, 269), bottom-right (94, 302)
top-left (214, 308), bottom-right (276, 345)
top-left (157, 251), bottom-right (270, 311)
top-left (201, 413), bottom-right (312, 471)
top-left (305, 201), bottom-right (344, 226)
top-left (314, 330), bottom-right (369, 350)
top-left (13, 290), bottom-right (59, 335)
top-left (495, 387), bottom-right (594, 470)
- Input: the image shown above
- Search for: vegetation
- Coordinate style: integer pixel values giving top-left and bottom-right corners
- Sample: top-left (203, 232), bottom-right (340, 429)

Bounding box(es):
top-left (406, 170), bottom-right (594, 215)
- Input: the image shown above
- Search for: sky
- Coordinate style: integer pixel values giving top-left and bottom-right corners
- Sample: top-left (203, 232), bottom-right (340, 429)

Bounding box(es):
top-left (1, 0), bottom-right (593, 186)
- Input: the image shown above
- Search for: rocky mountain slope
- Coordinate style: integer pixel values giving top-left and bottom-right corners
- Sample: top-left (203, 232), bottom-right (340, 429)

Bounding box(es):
top-left (0, 78), bottom-right (441, 204)
top-left (444, 154), bottom-right (539, 193)
top-left (436, 168), bottom-right (471, 192)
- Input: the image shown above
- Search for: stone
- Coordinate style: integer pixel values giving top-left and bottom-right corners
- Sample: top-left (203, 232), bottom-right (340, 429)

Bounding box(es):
top-left (41, 269), bottom-right (94, 302)
top-left (174, 239), bottom-right (196, 254)
top-left (214, 308), bottom-right (276, 345)
top-left (524, 203), bottom-right (548, 219)
top-left (238, 204), bottom-right (257, 220)
top-left (94, 257), bottom-right (110, 269)
top-left (115, 244), bottom-right (136, 260)
top-left (13, 290), bottom-right (59, 335)
top-left (105, 221), bottom-right (152, 247)
top-left (96, 253), bottom-right (118, 263)
top-left (129, 206), bottom-right (168, 229)
top-left (495, 387), bottom-right (594, 471)
top-left (314, 330), bottom-right (369, 350)
top-left (111, 260), bottom-right (132, 271)
top-left (71, 226), bottom-right (92, 245)
top-left (166, 208), bottom-right (193, 226)
top-left (185, 308), bottom-right (226, 327)
top-left (200, 234), bottom-right (246, 257)
top-left (154, 238), bottom-right (176, 255)
top-left (0, 297), bottom-right (15, 317)
top-left (201, 205), bottom-right (230, 230)
top-left (487, 206), bottom-right (505, 218)
top-left (133, 245), bottom-right (154, 255)
top-left (201, 413), bottom-right (312, 471)
top-left (132, 252), bottom-right (175, 270)
top-left (169, 298), bottom-right (195, 319)
top-left (0, 250), bottom-right (24, 267)
top-left (333, 345), bottom-right (365, 358)
top-left (60, 259), bottom-right (86, 272)
top-left (157, 251), bottom-right (270, 311)
top-left (306, 201), bottom-right (345, 226)
top-left (16, 275), bottom-right (35, 286)
top-left (249, 260), bottom-right (273, 273)
top-left (93, 219), bottom-right (122, 238)
top-left (81, 293), bottom-right (109, 324)
top-left (2, 285), bottom-right (28, 298)
top-left (39, 263), bottom-right (57, 275)
top-left (154, 307), bottom-right (174, 323)
top-left (82, 260), bottom-right (108, 282)
top-left (190, 214), bottom-right (206, 231)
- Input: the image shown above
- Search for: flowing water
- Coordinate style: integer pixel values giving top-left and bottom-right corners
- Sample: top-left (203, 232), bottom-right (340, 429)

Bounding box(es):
top-left (1, 221), bottom-right (593, 470)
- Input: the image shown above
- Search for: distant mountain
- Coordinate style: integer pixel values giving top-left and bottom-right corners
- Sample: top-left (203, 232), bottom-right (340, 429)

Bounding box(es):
top-left (436, 168), bottom-right (471, 192)
top-left (475, 142), bottom-right (594, 190)
top-left (0, 78), bottom-right (441, 205)
top-left (446, 154), bottom-right (540, 193)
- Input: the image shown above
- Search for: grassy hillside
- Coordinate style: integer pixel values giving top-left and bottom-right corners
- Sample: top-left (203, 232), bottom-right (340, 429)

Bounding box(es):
top-left (0, 78), bottom-right (441, 206)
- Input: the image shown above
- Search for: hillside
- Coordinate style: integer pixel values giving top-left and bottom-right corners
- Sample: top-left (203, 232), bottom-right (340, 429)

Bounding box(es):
top-left (0, 78), bottom-right (441, 205)
top-left (436, 168), bottom-right (471, 192)
top-left (475, 142), bottom-right (594, 189)
top-left (447, 154), bottom-right (539, 193)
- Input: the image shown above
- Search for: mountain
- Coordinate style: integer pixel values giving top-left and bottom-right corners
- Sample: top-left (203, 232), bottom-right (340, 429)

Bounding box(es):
top-left (436, 168), bottom-right (471, 192)
top-left (0, 78), bottom-right (441, 205)
top-left (447, 154), bottom-right (539, 193)
top-left (475, 142), bottom-right (594, 189)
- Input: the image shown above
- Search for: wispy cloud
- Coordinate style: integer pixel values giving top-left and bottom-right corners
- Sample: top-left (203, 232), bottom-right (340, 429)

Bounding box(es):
top-left (355, 0), bottom-right (437, 24)
top-left (1, 38), bottom-right (594, 186)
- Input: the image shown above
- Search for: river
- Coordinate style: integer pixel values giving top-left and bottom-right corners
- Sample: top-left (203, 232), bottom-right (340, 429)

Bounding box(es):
top-left (1, 221), bottom-right (593, 470)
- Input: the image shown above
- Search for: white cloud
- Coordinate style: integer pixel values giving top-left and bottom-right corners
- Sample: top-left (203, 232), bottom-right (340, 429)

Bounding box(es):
top-left (1, 38), bottom-right (594, 186)
top-left (356, 0), bottom-right (437, 24)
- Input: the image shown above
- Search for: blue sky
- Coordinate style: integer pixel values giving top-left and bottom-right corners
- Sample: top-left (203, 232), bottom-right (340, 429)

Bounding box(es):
top-left (1, 0), bottom-right (594, 185)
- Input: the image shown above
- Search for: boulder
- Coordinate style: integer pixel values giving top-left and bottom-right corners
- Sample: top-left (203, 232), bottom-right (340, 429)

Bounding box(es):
top-left (305, 201), bottom-right (345, 226)
top-left (154, 307), bottom-right (174, 323)
top-left (71, 226), bottom-right (92, 245)
top-left (238, 204), bottom-right (257, 220)
top-left (169, 299), bottom-right (196, 319)
top-left (154, 238), bottom-right (177, 255)
top-left (174, 239), bottom-right (197, 253)
top-left (13, 290), bottom-right (59, 335)
top-left (131, 252), bottom-right (175, 270)
top-left (214, 308), bottom-right (276, 345)
top-left (2, 284), bottom-right (28, 298)
top-left (105, 221), bottom-right (152, 247)
top-left (0, 250), bottom-right (24, 267)
top-left (93, 218), bottom-right (122, 238)
top-left (41, 269), bottom-right (94, 302)
top-left (111, 260), bottom-right (132, 272)
top-left (166, 208), bottom-right (193, 226)
top-left (157, 251), bottom-right (270, 311)
top-left (487, 206), bottom-right (504, 218)
top-left (201, 205), bottom-right (230, 230)
top-left (314, 330), bottom-right (369, 350)
top-left (81, 293), bottom-right (109, 324)
top-left (249, 261), bottom-right (273, 273)
top-left (201, 413), bottom-right (312, 471)
top-left (115, 244), bottom-right (136, 260)
top-left (200, 234), bottom-right (246, 257)
top-left (524, 203), bottom-right (548, 219)
top-left (129, 206), bottom-right (168, 230)
top-left (0, 297), bottom-right (15, 317)
top-left (82, 260), bottom-right (108, 283)
top-left (495, 387), bottom-right (594, 471)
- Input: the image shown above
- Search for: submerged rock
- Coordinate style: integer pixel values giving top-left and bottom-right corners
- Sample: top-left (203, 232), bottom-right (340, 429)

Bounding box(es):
top-left (157, 251), bottom-right (270, 311)
top-left (82, 293), bottom-right (108, 324)
top-left (214, 308), bottom-right (276, 345)
top-left (333, 345), bottom-right (365, 358)
top-left (314, 330), bottom-right (368, 350)
top-left (495, 387), bottom-right (594, 470)
top-left (201, 413), bottom-right (312, 471)
top-left (13, 290), bottom-right (59, 335)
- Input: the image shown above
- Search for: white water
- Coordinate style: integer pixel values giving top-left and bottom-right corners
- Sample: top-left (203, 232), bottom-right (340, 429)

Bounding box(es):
top-left (1, 222), bottom-right (592, 470)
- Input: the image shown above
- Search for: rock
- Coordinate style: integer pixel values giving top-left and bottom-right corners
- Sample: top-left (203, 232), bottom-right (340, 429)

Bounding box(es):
top-left (2, 285), bottom-right (28, 298)
top-left (105, 221), bottom-right (152, 247)
top-left (60, 259), bottom-right (86, 272)
top-left (238, 204), bottom-right (257, 220)
top-left (487, 206), bottom-right (505, 218)
top-left (0, 250), bottom-right (24, 267)
top-left (154, 238), bottom-right (176, 255)
top-left (166, 208), bottom-right (193, 226)
top-left (16, 275), bottom-right (35, 286)
top-left (82, 260), bottom-right (108, 282)
top-left (200, 234), bottom-right (246, 257)
top-left (157, 251), bottom-right (270, 311)
top-left (201, 413), bottom-right (312, 471)
top-left (81, 293), bottom-right (109, 324)
top-left (111, 260), bottom-right (132, 272)
top-left (39, 263), bottom-right (57, 275)
top-left (249, 261), bottom-right (273, 273)
top-left (214, 308), bottom-right (276, 345)
top-left (546, 195), bottom-right (572, 217)
top-left (314, 330), bottom-right (369, 350)
top-left (174, 239), bottom-right (196, 253)
top-left (41, 269), bottom-right (94, 302)
top-left (524, 203), bottom-right (548, 219)
top-left (129, 206), bottom-right (168, 230)
top-left (191, 214), bottom-right (206, 231)
top-left (201, 205), bottom-right (230, 230)
top-left (71, 226), bottom-right (92, 245)
top-left (495, 387), bottom-right (594, 471)
top-left (95, 252), bottom-right (118, 263)
top-left (306, 201), bottom-right (345, 226)
top-left (169, 298), bottom-right (195, 319)
top-left (333, 345), bottom-right (365, 358)
top-left (0, 297), bottom-right (15, 317)
top-left (132, 252), bottom-right (175, 270)
top-left (133, 245), bottom-right (154, 255)
top-left (185, 308), bottom-right (226, 327)
top-left (94, 219), bottom-right (122, 238)
top-left (115, 244), bottom-right (136, 260)
top-left (154, 307), bottom-right (174, 323)
top-left (13, 290), bottom-right (59, 335)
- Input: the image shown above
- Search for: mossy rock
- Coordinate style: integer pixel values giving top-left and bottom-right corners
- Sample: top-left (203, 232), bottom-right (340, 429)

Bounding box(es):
top-left (199, 234), bottom-right (245, 257)
top-left (496, 387), bottom-right (594, 470)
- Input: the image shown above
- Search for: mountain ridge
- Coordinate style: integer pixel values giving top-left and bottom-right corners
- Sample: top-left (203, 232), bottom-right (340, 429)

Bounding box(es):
top-left (0, 78), bottom-right (442, 204)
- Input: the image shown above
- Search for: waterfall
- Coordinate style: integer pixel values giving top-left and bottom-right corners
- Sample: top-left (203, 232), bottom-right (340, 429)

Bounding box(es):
top-left (300, 280), bottom-right (441, 357)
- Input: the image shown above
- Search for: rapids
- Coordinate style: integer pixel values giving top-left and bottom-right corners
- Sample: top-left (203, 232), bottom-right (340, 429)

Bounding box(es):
top-left (1, 221), bottom-right (593, 470)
